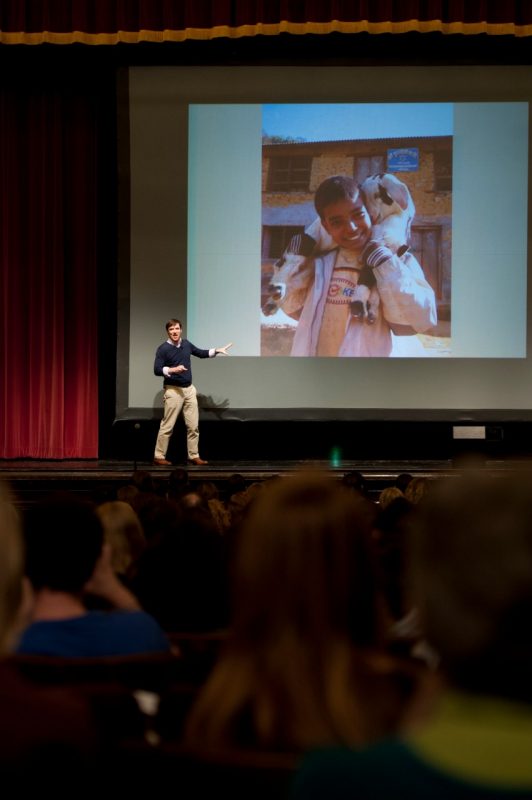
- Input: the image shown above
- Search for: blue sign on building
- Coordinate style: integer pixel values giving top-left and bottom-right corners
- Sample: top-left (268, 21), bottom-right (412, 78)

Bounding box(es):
top-left (387, 147), bottom-right (419, 172)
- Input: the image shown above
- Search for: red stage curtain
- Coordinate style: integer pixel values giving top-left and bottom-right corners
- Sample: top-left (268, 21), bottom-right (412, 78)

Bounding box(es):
top-left (0, 1), bottom-right (530, 43)
top-left (0, 80), bottom-right (99, 459)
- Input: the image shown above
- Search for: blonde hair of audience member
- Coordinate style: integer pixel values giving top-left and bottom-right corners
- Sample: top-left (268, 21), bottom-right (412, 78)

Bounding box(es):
top-left (96, 501), bottom-right (145, 579)
top-left (185, 473), bottom-right (390, 752)
top-left (0, 483), bottom-right (26, 653)
top-left (404, 476), bottom-right (429, 505)
top-left (410, 473), bottom-right (532, 698)
top-left (378, 486), bottom-right (404, 510)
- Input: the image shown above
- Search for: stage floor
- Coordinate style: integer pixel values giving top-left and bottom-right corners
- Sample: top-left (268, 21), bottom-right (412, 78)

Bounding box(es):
top-left (2, 456), bottom-right (530, 482)
top-left (3, 456), bottom-right (532, 505)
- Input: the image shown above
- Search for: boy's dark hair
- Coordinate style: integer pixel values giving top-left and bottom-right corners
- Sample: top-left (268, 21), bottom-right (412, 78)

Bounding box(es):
top-left (314, 175), bottom-right (360, 219)
top-left (23, 494), bottom-right (103, 593)
top-left (165, 318), bottom-right (182, 333)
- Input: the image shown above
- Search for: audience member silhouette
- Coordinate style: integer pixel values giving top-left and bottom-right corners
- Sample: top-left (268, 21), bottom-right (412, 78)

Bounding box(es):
top-left (167, 468), bottom-right (192, 501)
top-left (340, 470), bottom-right (368, 498)
top-left (134, 503), bottom-right (229, 632)
top-left (404, 475), bottom-right (429, 504)
top-left (394, 472), bottom-right (413, 494)
top-left (0, 483), bottom-right (97, 782)
top-left (224, 473), bottom-right (247, 501)
top-left (96, 500), bottom-right (146, 585)
top-left (295, 473), bottom-right (532, 798)
top-left (185, 473), bottom-right (417, 753)
top-left (377, 485), bottom-right (404, 510)
top-left (373, 493), bottom-right (413, 624)
top-left (17, 494), bottom-right (170, 657)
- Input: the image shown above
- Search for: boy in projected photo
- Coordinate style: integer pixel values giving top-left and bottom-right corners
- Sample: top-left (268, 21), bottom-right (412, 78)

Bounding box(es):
top-left (290, 175), bottom-right (437, 357)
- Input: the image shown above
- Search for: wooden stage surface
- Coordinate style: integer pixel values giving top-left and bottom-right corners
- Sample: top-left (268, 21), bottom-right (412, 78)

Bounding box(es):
top-left (3, 456), bottom-right (532, 505)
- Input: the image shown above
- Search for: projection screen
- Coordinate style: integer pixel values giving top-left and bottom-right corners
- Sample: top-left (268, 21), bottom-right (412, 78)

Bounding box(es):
top-left (121, 65), bottom-right (530, 414)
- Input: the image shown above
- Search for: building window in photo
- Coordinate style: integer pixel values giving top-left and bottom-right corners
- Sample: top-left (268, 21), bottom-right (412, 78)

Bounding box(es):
top-left (268, 155), bottom-right (312, 191)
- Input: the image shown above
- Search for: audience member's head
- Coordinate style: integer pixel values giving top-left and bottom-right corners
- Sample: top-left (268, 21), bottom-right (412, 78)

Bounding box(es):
top-left (195, 481), bottom-right (219, 502)
top-left (373, 495), bottom-right (414, 624)
top-left (404, 476), bottom-right (429, 505)
top-left (232, 473), bottom-right (381, 649)
top-left (134, 495), bottom-right (181, 544)
top-left (378, 486), bottom-right (404, 510)
top-left (130, 470), bottom-right (154, 493)
top-left (116, 484), bottom-right (140, 505)
top-left (186, 473), bottom-right (389, 751)
top-left (167, 468), bottom-right (190, 500)
top-left (24, 494), bottom-right (103, 595)
top-left (294, 473), bottom-right (532, 800)
top-left (341, 470), bottom-right (367, 497)
top-left (0, 483), bottom-right (24, 653)
top-left (179, 490), bottom-right (208, 511)
top-left (96, 501), bottom-right (145, 578)
top-left (394, 472), bottom-right (413, 494)
top-left (410, 473), bottom-right (532, 700)
top-left (133, 498), bottom-right (228, 632)
top-left (224, 473), bottom-right (247, 500)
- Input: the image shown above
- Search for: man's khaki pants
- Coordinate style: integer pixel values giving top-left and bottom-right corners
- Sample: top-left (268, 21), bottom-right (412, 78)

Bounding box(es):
top-left (154, 385), bottom-right (200, 461)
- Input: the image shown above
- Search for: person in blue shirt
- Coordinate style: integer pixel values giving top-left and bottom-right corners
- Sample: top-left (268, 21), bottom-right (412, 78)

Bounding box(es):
top-left (17, 495), bottom-right (170, 658)
top-left (153, 319), bottom-right (232, 466)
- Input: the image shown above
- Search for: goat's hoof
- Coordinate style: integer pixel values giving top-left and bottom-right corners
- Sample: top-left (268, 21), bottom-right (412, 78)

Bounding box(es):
top-left (350, 302), bottom-right (364, 320)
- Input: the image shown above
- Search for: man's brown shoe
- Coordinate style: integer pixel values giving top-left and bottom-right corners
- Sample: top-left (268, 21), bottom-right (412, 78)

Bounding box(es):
top-left (153, 458), bottom-right (172, 466)
top-left (188, 457), bottom-right (209, 466)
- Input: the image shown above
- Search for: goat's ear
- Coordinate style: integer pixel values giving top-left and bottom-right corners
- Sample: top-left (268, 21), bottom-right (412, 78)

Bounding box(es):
top-left (285, 231), bottom-right (316, 257)
top-left (360, 181), bottom-right (381, 224)
top-left (299, 232), bottom-right (319, 256)
top-left (382, 175), bottom-right (410, 210)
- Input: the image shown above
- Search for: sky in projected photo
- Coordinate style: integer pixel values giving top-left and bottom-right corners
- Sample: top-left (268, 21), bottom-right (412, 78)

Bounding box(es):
top-left (262, 103), bottom-right (453, 140)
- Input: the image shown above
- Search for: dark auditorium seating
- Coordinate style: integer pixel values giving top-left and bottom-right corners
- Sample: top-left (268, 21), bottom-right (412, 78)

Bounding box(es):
top-left (120, 743), bottom-right (298, 799)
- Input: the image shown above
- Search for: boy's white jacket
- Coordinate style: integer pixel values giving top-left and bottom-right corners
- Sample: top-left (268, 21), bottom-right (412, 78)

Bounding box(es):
top-left (291, 248), bottom-right (437, 357)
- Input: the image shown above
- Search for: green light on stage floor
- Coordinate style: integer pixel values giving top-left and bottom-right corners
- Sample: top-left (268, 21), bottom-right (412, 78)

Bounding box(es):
top-left (329, 447), bottom-right (342, 468)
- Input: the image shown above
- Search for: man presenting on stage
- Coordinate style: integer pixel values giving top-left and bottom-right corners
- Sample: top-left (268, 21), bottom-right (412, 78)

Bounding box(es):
top-left (153, 319), bottom-right (232, 466)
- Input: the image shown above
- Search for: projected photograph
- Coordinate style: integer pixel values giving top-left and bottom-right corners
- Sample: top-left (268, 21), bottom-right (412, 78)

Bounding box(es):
top-left (260, 103), bottom-right (453, 357)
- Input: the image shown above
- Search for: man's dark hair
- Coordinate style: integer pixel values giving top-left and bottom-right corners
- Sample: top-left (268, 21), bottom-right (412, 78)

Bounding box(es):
top-left (23, 494), bottom-right (103, 593)
top-left (165, 318), bottom-right (182, 333)
top-left (314, 175), bottom-right (360, 219)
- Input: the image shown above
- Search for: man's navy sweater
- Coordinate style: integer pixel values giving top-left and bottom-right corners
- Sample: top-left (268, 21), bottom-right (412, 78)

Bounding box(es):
top-left (154, 339), bottom-right (211, 388)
